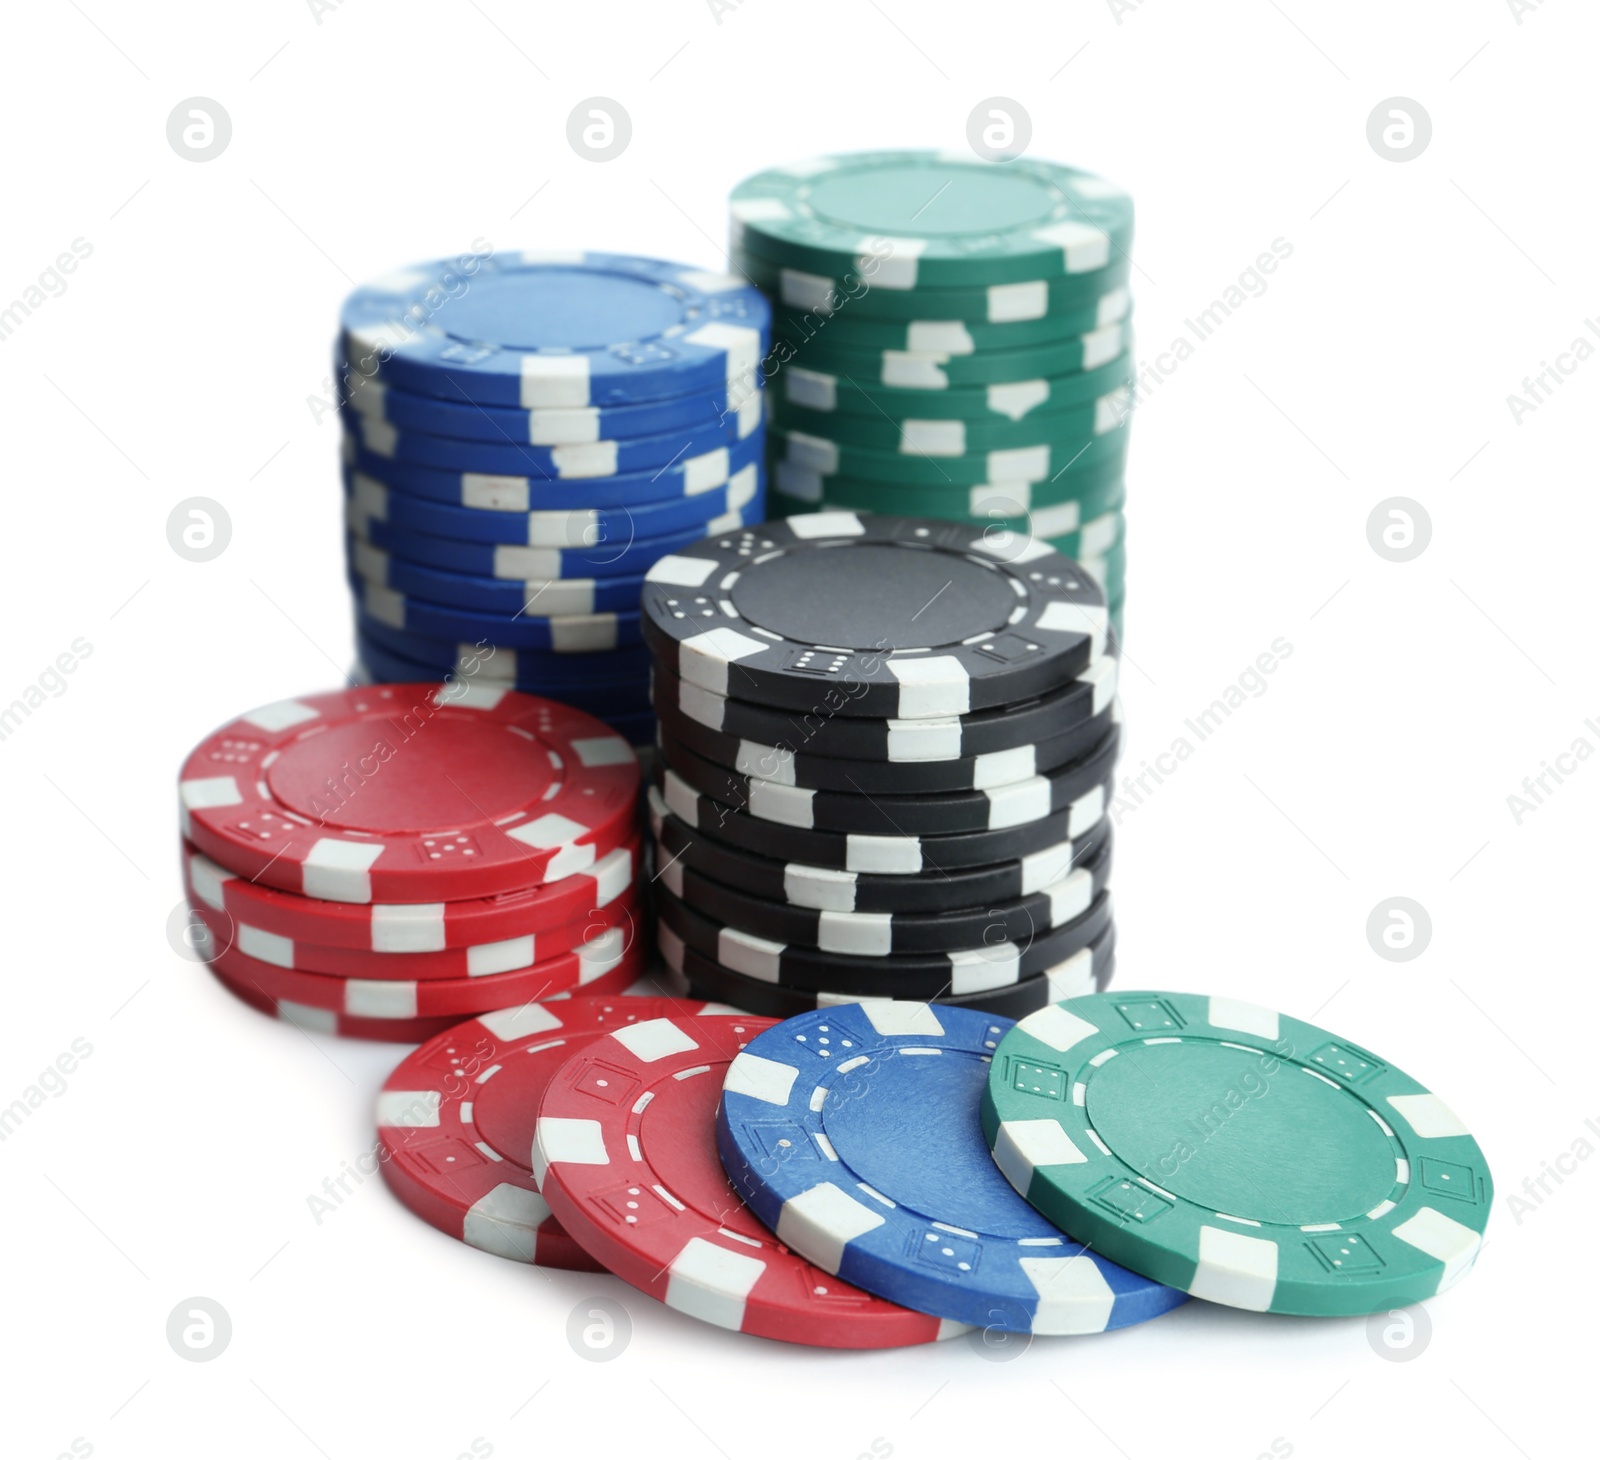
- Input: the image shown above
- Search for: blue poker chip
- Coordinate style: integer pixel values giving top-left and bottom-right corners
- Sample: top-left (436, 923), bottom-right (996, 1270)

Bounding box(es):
top-left (355, 630), bottom-right (651, 717)
top-left (342, 408), bottom-right (752, 479)
top-left (355, 611), bottom-right (654, 683)
top-left (717, 1002), bottom-right (1188, 1335)
top-left (339, 358), bottom-right (763, 445)
top-left (348, 497), bottom-right (763, 582)
top-left (340, 252), bottom-right (771, 408)
top-left (344, 459), bottom-right (763, 547)
top-left (340, 430), bottom-right (767, 510)
top-left (348, 537), bottom-right (648, 616)
top-left (350, 576), bottom-right (644, 651)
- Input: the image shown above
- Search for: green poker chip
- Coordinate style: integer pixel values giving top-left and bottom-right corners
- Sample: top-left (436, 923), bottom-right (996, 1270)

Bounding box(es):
top-left (776, 352), bottom-right (1135, 421)
top-left (730, 152), bottom-right (1134, 288)
top-left (981, 992), bottom-right (1493, 1316)
top-left (773, 456), bottom-right (1126, 522)
top-left (771, 385), bottom-right (1131, 455)
top-left (780, 319), bottom-right (1134, 390)
top-left (736, 247), bottom-right (1131, 325)
top-left (771, 421), bottom-right (1130, 488)
top-left (769, 488), bottom-right (1127, 564)
top-left (773, 301), bottom-right (1130, 356)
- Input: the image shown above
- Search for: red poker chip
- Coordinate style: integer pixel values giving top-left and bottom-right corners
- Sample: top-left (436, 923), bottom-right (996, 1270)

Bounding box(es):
top-left (206, 962), bottom-right (470, 1044)
top-left (198, 919), bottom-right (645, 1019)
top-left (533, 1014), bottom-right (961, 1348)
top-left (184, 867), bottom-right (638, 979)
top-left (178, 684), bottom-right (639, 904)
top-left (377, 995), bottom-right (733, 1269)
top-left (181, 837), bottom-right (642, 952)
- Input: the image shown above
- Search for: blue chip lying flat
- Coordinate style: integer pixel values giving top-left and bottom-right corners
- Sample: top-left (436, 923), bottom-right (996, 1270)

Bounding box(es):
top-left (340, 360), bottom-right (762, 444)
top-left (341, 431), bottom-right (766, 510)
top-left (348, 496), bottom-right (762, 582)
top-left (716, 1002), bottom-right (1186, 1334)
top-left (356, 611), bottom-right (653, 684)
top-left (341, 408), bottom-right (750, 479)
top-left (344, 459), bottom-right (763, 547)
top-left (340, 252), bottom-right (770, 408)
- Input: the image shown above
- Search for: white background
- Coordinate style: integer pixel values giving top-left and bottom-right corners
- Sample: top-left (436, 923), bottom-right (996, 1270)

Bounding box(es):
top-left (1, 1), bottom-right (1593, 1457)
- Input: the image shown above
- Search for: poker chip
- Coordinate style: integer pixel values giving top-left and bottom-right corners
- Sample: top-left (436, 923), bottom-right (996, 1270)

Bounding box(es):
top-left (669, 927), bottom-right (1115, 1020)
top-left (649, 786), bottom-right (1110, 915)
top-left (642, 514), bottom-right (1107, 721)
top-left (655, 719), bottom-right (1118, 836)
top-left (533, 1013), bottom-right (963, 1347)
top-left (656, 760), bottom-right (1113, 874)
top-left (345, 460), bottom-right (762, 545)
top-left (343, 410), bottom-right (746, 479)
top-left (657, 828), bottom-right (1112, 959)
top-left (376, 995), bottom-right (731, 1268)
top-left (774, 336), bottom-right (1134, 396)
top-left (184, 858), bottom-right (633, 979)
top-left (738, 245), bottom-right (1133, 323)
top-left (715, 1002), bottom-right (1183, 1335)
top-left (340, 252), bottom-right (769, 408)
top-left (340, 253), bottom-right (770, 735)
top-left (178, 684), bottom-right (639, 903)
top-left (652, 690), bottom-right (1114, 796)
top-left (651, 657), bottom-right (1117, 764)
top-left (351, 541), bottom-right (649, 617)
top-left (341, 365), bottom-right (761, 444)
top-left (981, 993), bottom-right (1495, 1317)
top-left (206, 960), bottom-right (472, 1044)
top-left (771, 421), bottom-right (1130, 487)
top-left (349, 500), bottom-right (762, 582)
top-left (656, 881), bottom-right (1114, 998)
top-left (730, 153), bottom-right (1133, 287)
top-left (772, 386), bottom-right (1130, 454)
top-left (201, 920), bottom-right (644, 1019)
top-left (772, 298), bottom-right (1129, 355)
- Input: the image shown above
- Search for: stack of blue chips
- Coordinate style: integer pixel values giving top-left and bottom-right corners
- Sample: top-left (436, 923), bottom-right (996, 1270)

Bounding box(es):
top-left (337, 250), bottom-right (771, 742)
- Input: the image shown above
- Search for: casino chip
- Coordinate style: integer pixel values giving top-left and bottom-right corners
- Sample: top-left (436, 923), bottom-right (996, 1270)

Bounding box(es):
top-left (982, 993), bottom-right (1495, 1317)
top-left (648, 786), bottom-right (1110, 915)
top-left (730, 153), bottom-right (1133, 287)
top-left (656, 883), bottom-right (1115, 998)
top-left (199, 921), bottom-right (645, 1019)
top-left (341, 252), bottom-right (769, 408)
top-left (339, 253), bottom-right (772, 740)
top-left (715, 1002), bottom-right (1184, 1334)
top-left (642, 514), bottom-right (1107, 721)
top-left (654, 719), bottom-right (1118, 836)
top-left (533, 1013), bottom-right (964, 1346)
top-left (377, 995), bottom-right (727, 1267)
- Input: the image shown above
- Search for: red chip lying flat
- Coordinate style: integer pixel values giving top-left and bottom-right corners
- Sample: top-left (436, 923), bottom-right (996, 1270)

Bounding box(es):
top-left (178, 684), bottom-right (639, 904)
top-left (197, 919), bottom-right (644, 1018)
top-left (180, 836), bottom-right (641, 952)
top-left (533, 1013), bottom-right (966, 1348)
top-left (376, 995), bottom-right (730, 1268)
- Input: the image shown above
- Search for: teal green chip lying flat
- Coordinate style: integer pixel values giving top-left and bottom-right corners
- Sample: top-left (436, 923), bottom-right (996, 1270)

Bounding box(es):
top-left (980, 992), bottom-right (1493, 1316)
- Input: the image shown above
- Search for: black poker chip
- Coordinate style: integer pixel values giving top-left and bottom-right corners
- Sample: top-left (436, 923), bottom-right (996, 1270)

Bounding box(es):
top-left (640, 514), bottom-right (1108, 721)
top-left (648, 653), bottom-right (1118, 765)
top-left (655, 880), bottom-right (1115, 997)
top-left (655, 824), bottom-right (1113, 956)
top-left (647, 786), bottom-right (1111, 914)
top-left (663, 916), bottom-right (1117, 1016)
top-left (655, 721), bottom-right (1119, 837)
top-left (651, 685), bottom-right (1116, 796)
top-left (653, 758), bottom-right (1114, 873)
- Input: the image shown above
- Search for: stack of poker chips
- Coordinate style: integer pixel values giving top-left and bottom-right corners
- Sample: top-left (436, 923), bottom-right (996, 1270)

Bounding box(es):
top-left (335, 251), bottom-right (771, 744)
top-left (177, 684), bottom-right (646, 1042)
top-left (728, 152), bottom-right (1132, 639)
top-left (639, 513), bottom-right (1119, 1020)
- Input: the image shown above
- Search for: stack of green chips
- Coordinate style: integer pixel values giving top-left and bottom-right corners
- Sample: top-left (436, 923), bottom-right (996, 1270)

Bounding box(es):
top-left (729, 150), bottom-right (1134, 637)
